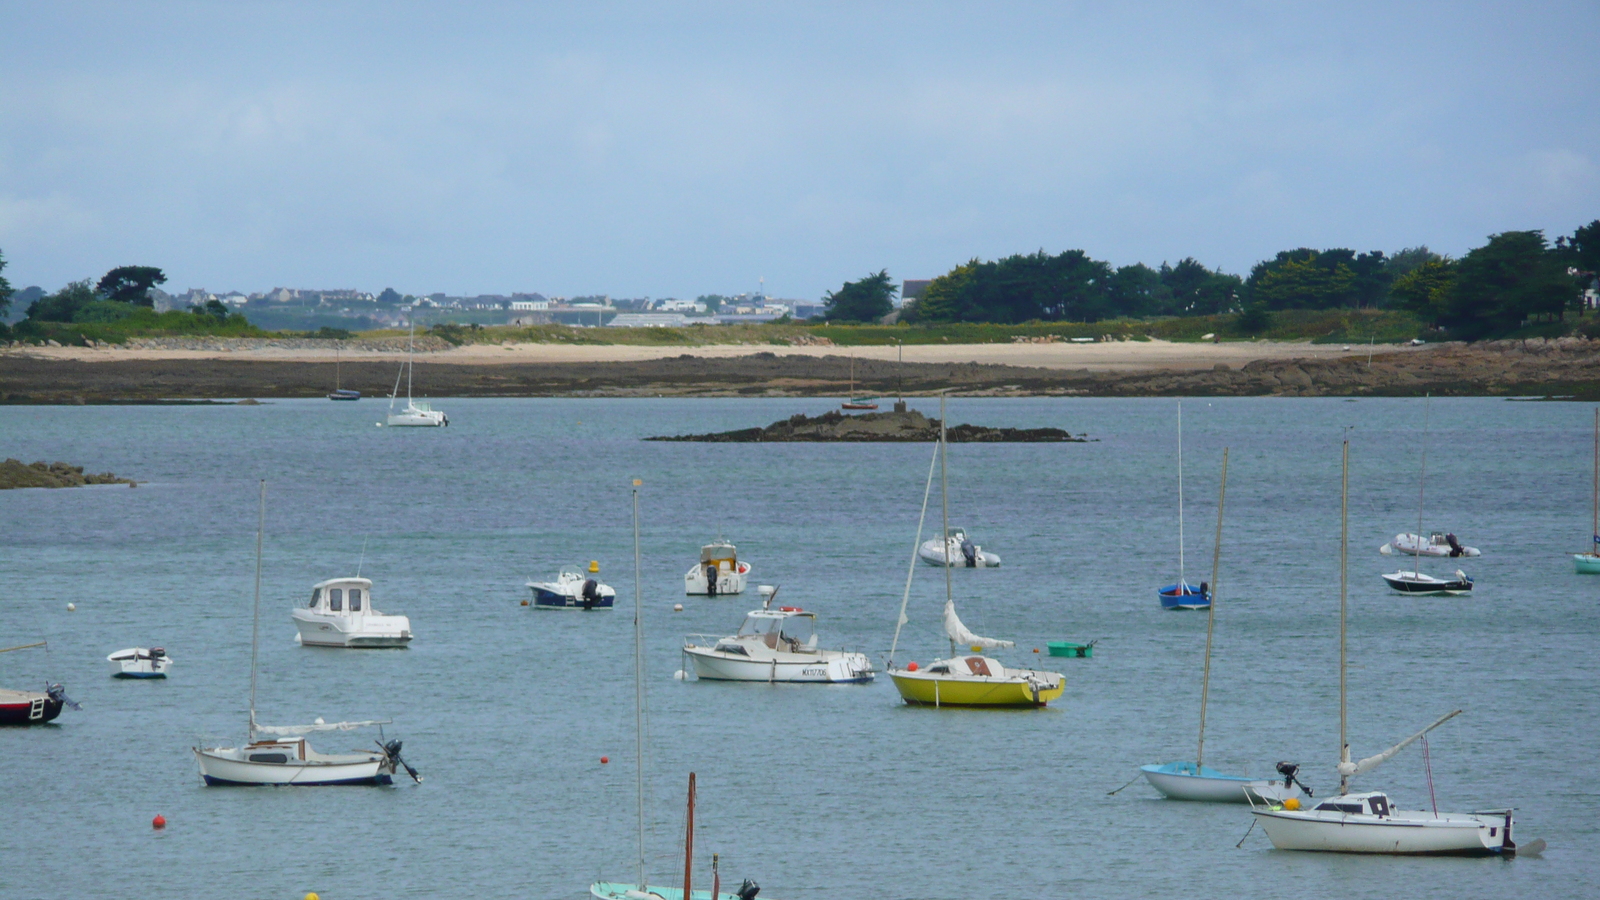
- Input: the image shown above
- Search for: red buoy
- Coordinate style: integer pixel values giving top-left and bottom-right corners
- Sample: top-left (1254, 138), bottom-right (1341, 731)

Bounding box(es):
top-left (600, 756), bottom-right (609, 764)
top-left (907, 662), bottom-right (919, 672)
top-left (152, 814), bottom-right (166, 830)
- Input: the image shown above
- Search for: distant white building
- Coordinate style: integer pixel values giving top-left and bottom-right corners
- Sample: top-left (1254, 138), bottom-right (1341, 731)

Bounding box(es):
top-left (509, 300), bottom-right (549, 311)
top-left (656, 299), bottom-right (706, 313)
top-left (608, 313), bottom-right (695, 328)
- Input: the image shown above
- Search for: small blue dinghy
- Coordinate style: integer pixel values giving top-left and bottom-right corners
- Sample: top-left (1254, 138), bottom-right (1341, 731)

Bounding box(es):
top-left (1158, 582), bottom-right (1210, 610)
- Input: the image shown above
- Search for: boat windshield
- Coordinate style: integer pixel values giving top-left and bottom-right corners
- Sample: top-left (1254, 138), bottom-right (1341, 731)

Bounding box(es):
top-left (737, 616), bottom-right (782, 638)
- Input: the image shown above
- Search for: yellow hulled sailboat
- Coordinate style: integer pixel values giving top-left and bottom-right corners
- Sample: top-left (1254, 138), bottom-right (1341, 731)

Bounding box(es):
top-left (886, 396), bottom-right (1063, 708)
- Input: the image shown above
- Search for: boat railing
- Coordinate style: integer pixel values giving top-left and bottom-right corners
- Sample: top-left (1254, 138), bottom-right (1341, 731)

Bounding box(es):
top-left (683, 633), bottom-right (727, 649)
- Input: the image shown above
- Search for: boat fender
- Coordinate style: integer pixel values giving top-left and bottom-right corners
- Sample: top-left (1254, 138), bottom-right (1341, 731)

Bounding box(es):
top-left (737, 878), bottom-right (760, 900)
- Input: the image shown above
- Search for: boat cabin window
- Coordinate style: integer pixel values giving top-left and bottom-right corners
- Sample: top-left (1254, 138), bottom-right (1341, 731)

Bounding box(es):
top-left (329, 588), bottom-right (343, 611)
top-left (965, 657), bottom-right (993, 677)
top-left (309, 588), bottom-right (321, 608)
top-left (778, 618), bottom-right (816, 650)
top-left (349, 588), bottom-right (362, 611)
top-left (928, 664), bottom-right (951, 674)
top-left (1315, 802), bottom-right (1365, 814)
top-left (1367, 795), bottom-right (1390, 816)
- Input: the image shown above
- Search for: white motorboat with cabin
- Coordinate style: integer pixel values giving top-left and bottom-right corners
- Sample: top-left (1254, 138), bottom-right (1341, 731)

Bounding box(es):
top-left (527, 563), bottom-right (615, 610)
top-left (1249, 438), bottom-right (1521, 856)
top-left (684, 539), bottom-right (751, 596)
top-left (682, 586), bottom-right (874, 683)
top-left (107, 647), bottom-right (174, 678)
top-left (194, 481), bottom-right (420, 787)
top-left (1379, 532), bottom-right (1480, 557)
top-left (292, 577), bottom-right (413, 648)
top-left (918, 527), bottom-right (1000, 567)
top-left (384, 317), bottom-right (447, 427)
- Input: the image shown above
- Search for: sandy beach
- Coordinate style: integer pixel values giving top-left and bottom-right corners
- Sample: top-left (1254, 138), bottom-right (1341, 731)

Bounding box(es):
top-left (4, 338), bottom-right (1401, 371)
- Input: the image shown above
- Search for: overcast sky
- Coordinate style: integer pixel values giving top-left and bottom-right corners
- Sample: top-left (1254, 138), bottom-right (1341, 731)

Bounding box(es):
top-left (2, 2), bottom-right (1596, 300)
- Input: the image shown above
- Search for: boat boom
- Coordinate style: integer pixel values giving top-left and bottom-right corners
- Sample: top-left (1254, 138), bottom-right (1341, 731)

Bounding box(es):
top-left (1339, 709), bottom-right (1462, 779)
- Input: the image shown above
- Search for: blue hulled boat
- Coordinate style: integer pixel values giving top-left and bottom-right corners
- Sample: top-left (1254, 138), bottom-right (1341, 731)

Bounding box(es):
top-left (1159, 582), bottom-right (1210, 610)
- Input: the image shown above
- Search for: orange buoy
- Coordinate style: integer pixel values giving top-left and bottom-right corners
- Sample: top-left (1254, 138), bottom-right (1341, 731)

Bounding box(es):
top-left (600, 756), bottom-right (609, 764)
top-left (520, 599), bottom-right (530, 606)
top-left (152, 814), bottom-right (166, 829)
top-left (907, 662), bottom-right (919, 672)
top-left (1033, 648), bottom-right (1040, 653)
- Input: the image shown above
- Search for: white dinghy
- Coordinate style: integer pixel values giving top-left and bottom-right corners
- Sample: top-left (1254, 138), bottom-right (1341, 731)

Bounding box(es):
top-left (682, 586), bottom-right (874, 683)
top-left (194, 481), bottom-right (420, 787)
top-left (1380, 532), bottom-right (1480, 558)
top-left (918, 527), bottom-right (1001, 567)
top-left (1250, 438), bottom-right (1520, 856)
top-left (292, 576), bottom-right (414, 648)
top-left (1383, 395), bottom-right (1474, 595)
top-left (683, 539), bottom-right (751, 596)
top-left (1139, 449), bottom-right (1302, 804)
top-left (107, 647), bottom-right (174, 679)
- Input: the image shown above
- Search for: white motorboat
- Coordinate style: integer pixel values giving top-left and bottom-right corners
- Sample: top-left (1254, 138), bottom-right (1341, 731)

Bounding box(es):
top-left (918, 527), bottom-right (1000, 567)
top-left (195, 481), bottom-right (420, 787)
top-left (1381, 569), bottom-right (1473, 595)
top-left (384, 317), bottom-right (447, 427)
top-left (107, 647), bottom-right (174, 678)
top-left (292, 577), bottom-right (413, 648)
top-left (1379, 532), bottom-right (1480, 557)
top-left (527, 564), bottom-right (615, 610)
top-left (1250, 438), bottom-right (1520, 856)
top-left (682, 587), bottom-right (874, 683)
top-left (1140, 449), bottom-right (1302, 804)
top-left (683, 539), bottom-right (751, 596)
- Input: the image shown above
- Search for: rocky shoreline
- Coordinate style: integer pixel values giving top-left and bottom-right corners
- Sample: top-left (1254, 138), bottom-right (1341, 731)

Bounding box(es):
top-left (0, 459), bottom-right (136, 489)
top-left (645, 409), bottom-right (1085, 442)
top-left (7, 338), bottom-right (1600, 401)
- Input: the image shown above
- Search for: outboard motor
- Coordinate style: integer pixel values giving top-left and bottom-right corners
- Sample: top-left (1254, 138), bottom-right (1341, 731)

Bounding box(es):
top-left (380, 738), bottom-right (423, 782)
top-left (737, 879), bottom-right (760, 900)
top-left (1275, 760), bottom-right (1313, 797)
top-left (1199, 581), bottom-right (1210, 600)
top-left (581, 578), bottom-right (600, 610)
top-left (961, 538), bottom-right (977, 567)
top-left (1445, 533), bottom-right (1464, 557)
top-left (46, 683), bottom-right (81, 711)
top-left (705, 564), bottom-right (719, 597)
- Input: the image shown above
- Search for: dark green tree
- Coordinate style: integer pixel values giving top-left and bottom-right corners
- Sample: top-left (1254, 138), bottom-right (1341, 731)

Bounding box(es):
top-left (1107, 263), bottom-right (1169, 318)
top-left (27, 280), bottom-right (100, 321)
top-left (822, 270), bottom-right (897, 322)
top-left (1160, 258), bottom-right (1242, 315)
top-left (903, 261), bottom-right (975, 323)
top-left (1556, 220), bottom-right (1600, 274)
top-left (1389, 258), bottom-right (1455, 322)
top-left (0, 248), bottom-right (13, 317)
top-left (1246, 249), bottom-right (1359, 309)
top-left (697, 294), bottom-right (728, 314)
top-left (1441, 231), bottom-right (1579, 338)
top-left (376, 287), bottom-right (404, 305)
top-left (95, 265), bottom-right (167, 306)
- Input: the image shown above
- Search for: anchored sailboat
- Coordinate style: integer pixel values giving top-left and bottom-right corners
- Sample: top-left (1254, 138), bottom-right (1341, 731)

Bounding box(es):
top-left (1382, 395), bottom-right (1473, 595)
top-left (1577, 408), bottom-right (1600, 574)
top-left (327, 344), bottom-right (359, 400)
top-left (887, 396), bottom-right (1063, 708)
top-left (384, 317), bottom-right (447, 427)
top-left (1158, 403), bottom-right (1208, 610)
top-left (1250, 437), bottom-right (1520, 856)
top-left (841, 355), bottom-right (877, 410)
top-left (1140, 449), bottom-right (1298, 803)
top-left (193, 481), bottom-right (419, 786)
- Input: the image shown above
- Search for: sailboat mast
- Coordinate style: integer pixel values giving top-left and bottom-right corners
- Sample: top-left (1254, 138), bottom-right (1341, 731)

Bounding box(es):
top-left (1339, 436), bottom-right (1351, 794)
top-left (889, 439), bottom-right (940, 667)
top-left (939, 394), bottom-right (953, 657)
top-left (682, 773), bottom-right (695, 900)
top-left (248, 479), bottom-right (265, 734)
top-left (631, 480), bottom-right (646, 890)
top-left (1591, 407), bottom-right (1597, 552)
top-left (1196, 448), bottom-right (1229, 770)
top-left (1414, 394), bottom-right (1429, 576)
top-left (1177, 402), bottom-right (1185, 585)
top-left (406, 317), bottom-right (415, 404)
top-left (335, 345), bottom-right (341, 392)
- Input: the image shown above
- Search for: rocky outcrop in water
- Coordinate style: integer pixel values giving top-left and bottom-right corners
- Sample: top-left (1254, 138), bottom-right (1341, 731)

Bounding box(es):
top-left (646, 409), bottom-right (1084, 442)
top-left (0, 459), bottom-right (136, 489)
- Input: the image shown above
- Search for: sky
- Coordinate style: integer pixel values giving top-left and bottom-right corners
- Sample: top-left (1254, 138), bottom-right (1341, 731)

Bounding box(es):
top-left (2, 1), bottom-right (1597, 300)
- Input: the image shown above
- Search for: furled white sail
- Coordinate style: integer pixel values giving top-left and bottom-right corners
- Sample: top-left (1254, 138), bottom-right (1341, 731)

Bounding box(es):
top-left (1338, 709), bottom-right (1461, 778)
top-left (251, 717), bottom-right (390, 736)
top-left (942, 599), bottom-right (1014, 649)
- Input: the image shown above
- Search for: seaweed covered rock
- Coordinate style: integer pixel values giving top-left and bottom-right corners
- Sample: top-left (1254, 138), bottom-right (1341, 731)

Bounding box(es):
top-left (646, 409), bottom-right (1083, 442)
top-left (0, 459), bottom-right (135, 489)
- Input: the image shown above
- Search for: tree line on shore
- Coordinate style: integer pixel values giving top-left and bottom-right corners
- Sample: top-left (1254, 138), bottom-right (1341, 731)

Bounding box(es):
top-left (822, 221), bottom-right (1600, 340)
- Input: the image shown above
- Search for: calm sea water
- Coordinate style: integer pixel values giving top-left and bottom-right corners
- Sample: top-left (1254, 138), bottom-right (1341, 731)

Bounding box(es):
top-left (1, 396), bottom-right (1596, 900)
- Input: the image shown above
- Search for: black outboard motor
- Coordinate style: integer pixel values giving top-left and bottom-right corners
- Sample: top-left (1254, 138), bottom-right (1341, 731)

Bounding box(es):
top-left (961, 538), bottom-right (977, 567)
top-left (1445, 533), bottom-right (1464, 557)
top-left (46, 683), bottom-right (81, 711)
top-left (380, 738), bottom-right (423, 782)
top-left (737, 879), bottom-right (760, 900)
top-left (1199, 581), bottom-right (1210, 600)
top-left (705, 564), bottom-right (719, 597)
top-left (581, 578), bottom-right (600, 610)
top-left (1275, 760), bottom-right (1313, 797)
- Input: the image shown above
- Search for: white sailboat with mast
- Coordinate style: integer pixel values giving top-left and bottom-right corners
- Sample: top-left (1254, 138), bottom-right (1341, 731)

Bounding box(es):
top-left (1139, 450), bottom-right (1304, 803)
top-left (384, 315), bottom-right (447, 427)
top-left (193, 481), bottom-right (420, 786)
top-left (590, 481), bottom-right (772, 900)
top-left (1576, 408), bottom-right (1600, 573)
top-left (1382, 395), bottom-right (1472, 594)
top-left (1250, 437), bottom-right (1523, 856)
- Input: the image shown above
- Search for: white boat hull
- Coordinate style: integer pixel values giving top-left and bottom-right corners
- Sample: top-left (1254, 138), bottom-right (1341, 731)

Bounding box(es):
top-left (683, 646), bottom-right (873, 683)
top-left (918, 539), bottom-right (1000, 568)
top-left (386, 411), bottom-right (447, 427)
top-left (1254, 807), bottom-right (1513, 855)
top-left (106, 649), bottom-right (174, 678)
top-left (291, 611), bottom-right (413, 648)
top-left (193, 747), bottom-right (393, 786)
top-left (684, 562), bottom-right (751, 595)
top-left (1139, 765), bottom-right (1282, 803)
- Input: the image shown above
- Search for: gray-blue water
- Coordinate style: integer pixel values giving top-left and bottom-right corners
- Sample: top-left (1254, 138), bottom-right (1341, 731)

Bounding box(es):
top-left (1, 397), bottom-right (1595, 900)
